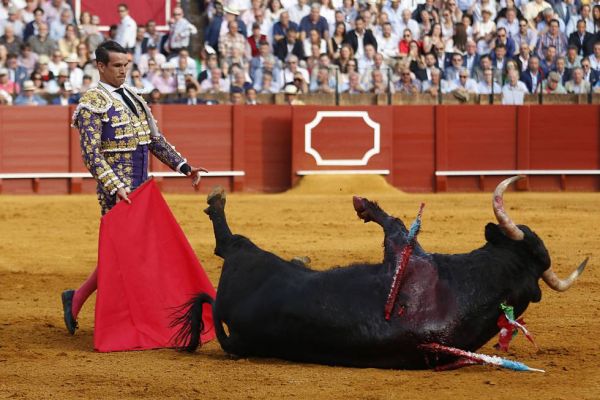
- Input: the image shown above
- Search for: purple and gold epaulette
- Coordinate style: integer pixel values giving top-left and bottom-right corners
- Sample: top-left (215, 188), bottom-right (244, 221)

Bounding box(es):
top-left (71, 87), bottom-right (113, 128)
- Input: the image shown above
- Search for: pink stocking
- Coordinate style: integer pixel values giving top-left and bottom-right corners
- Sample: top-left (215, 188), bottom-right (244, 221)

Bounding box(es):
top-left (72, 267), bottom-right (98, 319)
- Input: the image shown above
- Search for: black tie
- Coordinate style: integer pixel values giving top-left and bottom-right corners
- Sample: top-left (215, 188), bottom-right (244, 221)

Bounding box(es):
top-left (115, 87), bottom-right (139, 117)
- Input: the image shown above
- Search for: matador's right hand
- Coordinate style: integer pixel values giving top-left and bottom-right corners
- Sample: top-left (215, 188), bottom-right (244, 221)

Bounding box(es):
top-left (116, 187), bottom-right (132, 205)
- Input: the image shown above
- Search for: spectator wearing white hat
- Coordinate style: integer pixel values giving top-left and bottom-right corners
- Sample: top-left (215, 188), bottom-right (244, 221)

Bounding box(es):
top-left (283, 83), bottom-right (304, 104)
top-left (166, 6), bottom-right (197, 56)
top-left (115, 3), bottom-right (137, 51)
top-left (46, 67), bottom-right (69, 94)
top-left (64, 52), bottom-right (83, 92)
top-left (197, 47), bottom-right (218, 82)
top-left (14, 79), bottom-right (48, 105)
top-left (48, 50), bottom-right (67, 76)
top-left (219, 6), bottom-right (248, 39)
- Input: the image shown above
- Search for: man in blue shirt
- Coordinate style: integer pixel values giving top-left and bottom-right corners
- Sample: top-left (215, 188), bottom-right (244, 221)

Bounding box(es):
top-left (272, 11), bottom-right (299, 42)
top-left (299, 3), bottom-right (329, 41)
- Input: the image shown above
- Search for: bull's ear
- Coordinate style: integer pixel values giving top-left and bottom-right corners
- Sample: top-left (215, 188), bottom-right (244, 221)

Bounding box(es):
top-left (485, 223), bottom-right (508, 244)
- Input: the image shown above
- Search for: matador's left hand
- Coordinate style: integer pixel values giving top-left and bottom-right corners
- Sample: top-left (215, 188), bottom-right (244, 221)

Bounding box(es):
top-left (187, 166), bottom-right (208, 189)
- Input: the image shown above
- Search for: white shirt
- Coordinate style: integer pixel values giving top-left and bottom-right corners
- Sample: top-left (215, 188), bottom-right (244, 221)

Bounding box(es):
top-left (529, 71), bottom-right (539, 93)
top-left (455, 77), bottom-right (479, 92)
top-left (320, 6), bottom-right (335, 24)
top-left (116, 14), bottom-right (137, 49)
top-left (465, 53), bottom-right (477, 71)
top-left (566, 16), bottom-right (594, 36)
top-left (68, 68), bottom-right (84, 93)
top-left (355, 30), bottom-right (365, 58)
top-left (48, 60), bottom-right (67, 76)
top-left (287, 4), bottom-right (310, 24)
top-left (98, 81), bottom-right (136, 106)
top-left (397, 19), bottom-right (420, 39)
top-left (49, 20), bottom-right (67, 41)
top-left (590, 55), bottom-right (600, 72)
top-left (168, 17), bottom-right (198, 49)
top-left (282, 66), bottom-right (309, 85)
top-left (502, 81), bottom-right (528, 94)
top-left (496, 18), bottom-right (519, 38)
top-left (477, 81), bottom-right (501, 94)
top-left (376, 33), bottom-right (400, 59)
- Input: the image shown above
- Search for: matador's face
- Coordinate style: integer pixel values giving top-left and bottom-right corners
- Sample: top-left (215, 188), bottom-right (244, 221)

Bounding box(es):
top-left (98, 51), bottom-right (129, 88)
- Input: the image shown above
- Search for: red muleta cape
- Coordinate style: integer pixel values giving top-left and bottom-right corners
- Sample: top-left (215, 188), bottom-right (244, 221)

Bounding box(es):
top-left (94, 179), bottom-right (215, 352)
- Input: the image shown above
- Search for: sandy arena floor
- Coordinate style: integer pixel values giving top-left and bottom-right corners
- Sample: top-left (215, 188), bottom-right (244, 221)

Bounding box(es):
top-left (1, 176), bottom-right (599, 399)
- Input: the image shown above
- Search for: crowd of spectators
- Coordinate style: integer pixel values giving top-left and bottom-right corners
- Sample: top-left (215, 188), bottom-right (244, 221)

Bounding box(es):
top-left (199, 0), bottom-right (600, 101)
top-left (1, 0), bottom-right (600, 106)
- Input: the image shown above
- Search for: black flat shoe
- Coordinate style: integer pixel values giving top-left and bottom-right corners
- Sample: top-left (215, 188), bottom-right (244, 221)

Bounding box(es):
top-left (61, 290), bottom-right (78, 335)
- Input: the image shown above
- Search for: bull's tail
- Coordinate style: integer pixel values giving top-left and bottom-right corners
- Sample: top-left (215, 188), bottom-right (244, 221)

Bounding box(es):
top-left (170, 293), bottom-right (214, 352)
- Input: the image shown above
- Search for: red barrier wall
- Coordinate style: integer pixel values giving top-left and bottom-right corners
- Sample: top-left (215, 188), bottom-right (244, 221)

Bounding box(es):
top-left (526, 105), bottom-right (600, 191)
top-left (391, 106), bottom-right (436, 192)
top-left (238, 105), bottom-right (293, 192)
top-left (0, 106), bottom-right (71, 194)
top-left (291, 106), bottom-right (394, 187)
top-left (0, 105), bottom-right (599, 194)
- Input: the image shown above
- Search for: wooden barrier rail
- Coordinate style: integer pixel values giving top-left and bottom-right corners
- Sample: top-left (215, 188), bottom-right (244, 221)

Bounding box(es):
top-left (0, 104), bottom-right (598, 194)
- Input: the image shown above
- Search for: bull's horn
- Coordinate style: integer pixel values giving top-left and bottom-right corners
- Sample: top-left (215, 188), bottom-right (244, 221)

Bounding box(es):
top-left (542, 258), bottom-right (588, 292)
top-left (493, 176), bottom-right (525, 241)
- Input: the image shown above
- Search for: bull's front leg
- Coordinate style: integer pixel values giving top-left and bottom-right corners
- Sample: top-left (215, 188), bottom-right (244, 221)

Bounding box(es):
top-left (353, 196), bottom-right (424, 263)
top-left (204, 186), bottom-right (233, 258)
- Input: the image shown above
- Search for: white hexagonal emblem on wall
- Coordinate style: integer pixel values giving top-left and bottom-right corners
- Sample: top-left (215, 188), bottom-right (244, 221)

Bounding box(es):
top-left (304, 111), bottom-right (381, 166)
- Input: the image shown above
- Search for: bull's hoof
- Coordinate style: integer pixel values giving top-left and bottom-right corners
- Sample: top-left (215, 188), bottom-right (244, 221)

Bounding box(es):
top-left (207, 186), bottom-right (226, 206)
top-left (352, 196), bottom-right (373, 223)
top-left (205, 186), bottom-right (226, 214)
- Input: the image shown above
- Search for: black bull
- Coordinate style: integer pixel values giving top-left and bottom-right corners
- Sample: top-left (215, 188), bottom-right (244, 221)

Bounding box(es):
top-left (173, 176), bottom-right (587, 369)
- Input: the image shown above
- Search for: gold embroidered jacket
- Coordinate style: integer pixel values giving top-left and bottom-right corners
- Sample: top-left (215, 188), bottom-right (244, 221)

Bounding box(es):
top-left (72, 85), bottom-right (186, 211)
